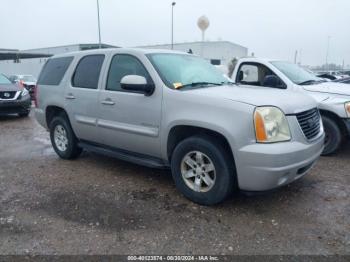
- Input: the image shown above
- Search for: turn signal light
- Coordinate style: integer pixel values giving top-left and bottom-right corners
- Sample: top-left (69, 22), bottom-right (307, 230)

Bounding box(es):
top-left (254, 111), bottom-right (267, 142)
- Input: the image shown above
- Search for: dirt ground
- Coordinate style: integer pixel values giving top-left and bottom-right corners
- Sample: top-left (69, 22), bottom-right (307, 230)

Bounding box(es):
top-left (0, 113), bottom-right (349, 255)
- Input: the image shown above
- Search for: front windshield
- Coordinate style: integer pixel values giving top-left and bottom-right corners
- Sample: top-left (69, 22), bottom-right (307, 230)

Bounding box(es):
top-left (21, 75), bottom-right (37, 82)
top-left (0, 74), bottom-right (12, 84)
top-left (147, 53), bottom-right (230, 89)
top-left (271, 61), bottom-right (320, 85)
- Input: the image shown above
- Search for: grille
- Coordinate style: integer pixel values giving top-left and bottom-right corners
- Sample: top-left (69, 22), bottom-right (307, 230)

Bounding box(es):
top-left (296, 108), bottom-right (321, 140)
top-left (0, 91), bottom-right (17, 99)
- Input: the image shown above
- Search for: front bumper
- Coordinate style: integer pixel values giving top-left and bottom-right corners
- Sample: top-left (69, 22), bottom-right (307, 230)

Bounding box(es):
top-left (235, 134), bottom-right (325, 191)
top-left (0, 95), bottom-right (31, 115)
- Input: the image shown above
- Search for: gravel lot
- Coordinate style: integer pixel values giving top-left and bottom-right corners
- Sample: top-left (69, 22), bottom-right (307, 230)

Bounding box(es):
top-left (0, 112), bottom-right (349, 255)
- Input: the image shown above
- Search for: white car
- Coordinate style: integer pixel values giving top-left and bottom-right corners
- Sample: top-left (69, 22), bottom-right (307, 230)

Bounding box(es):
top-left (231, 57), bottom-right (350, 155)
top-left (8, 74), bottom-right (37, 99)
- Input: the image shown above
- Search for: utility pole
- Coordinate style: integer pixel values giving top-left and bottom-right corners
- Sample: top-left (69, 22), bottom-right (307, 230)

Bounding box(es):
top-left (294, 50), bottom-right (298, 64)
top-left (97, 0), bottom-right (102, 49)
top-left (171, 2), bottom-right (176, 50)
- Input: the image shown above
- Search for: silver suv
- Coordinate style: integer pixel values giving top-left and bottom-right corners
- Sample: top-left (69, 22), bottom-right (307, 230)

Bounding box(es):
top-left (35, 48), bottom-right (324, 205)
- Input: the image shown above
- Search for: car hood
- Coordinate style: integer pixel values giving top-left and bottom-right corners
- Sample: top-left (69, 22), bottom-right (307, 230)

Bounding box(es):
top-left (0, 83), bottom-right (21, 92)
top-left (302, 82), bottom-right (350, 96)
top-left (189, 84), bottom-right (317, 115)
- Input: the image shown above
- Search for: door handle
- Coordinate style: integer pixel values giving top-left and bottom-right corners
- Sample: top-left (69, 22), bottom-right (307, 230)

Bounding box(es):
top-left (65, 93), bottom-right (75, 100)
top-left (101, 98), bottom-right (115, 105)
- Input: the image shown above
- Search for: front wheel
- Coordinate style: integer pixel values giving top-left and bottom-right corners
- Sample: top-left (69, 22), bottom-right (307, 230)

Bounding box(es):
top-left (49, 115), bottom-right (82, 159)
top-left (171, 136), bottom-right (236, 205)
top-left (322, 116), bottom-right (342, 156)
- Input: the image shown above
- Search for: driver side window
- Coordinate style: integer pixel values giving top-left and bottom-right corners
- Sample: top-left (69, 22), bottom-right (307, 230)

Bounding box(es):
top-left (237, 63), bottom-right (286, 89)
top-left (106, 54), bottom-right (152, 92)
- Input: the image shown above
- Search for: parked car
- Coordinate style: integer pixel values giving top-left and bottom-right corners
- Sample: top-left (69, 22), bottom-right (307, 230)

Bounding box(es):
top-left (0, 73), bottom-right (31, 117)
top-left (333, 77), bottom-right (350, 84)
top-left (231, 58), bottom-right (350, 155)
top-left (317, 71), bottom-right (349, 80)
top-left (8, 74), bottom-right (37, 100)
top-left (34, 49), bottom-right (324, 205)
top-left (317, 73), bottom-right (338, 81)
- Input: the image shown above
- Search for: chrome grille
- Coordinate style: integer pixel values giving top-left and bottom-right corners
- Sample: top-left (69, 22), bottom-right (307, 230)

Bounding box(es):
top-left (296, 108), bottom-right (321, 140)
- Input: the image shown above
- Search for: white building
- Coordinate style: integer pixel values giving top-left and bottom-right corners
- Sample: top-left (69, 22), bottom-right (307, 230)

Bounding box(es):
top-left (0, 43), bottom-right (117, 78)
top-left (0, 41), bottom-right (247, 78)
top-left (138, 41), bottom-right (248, 66)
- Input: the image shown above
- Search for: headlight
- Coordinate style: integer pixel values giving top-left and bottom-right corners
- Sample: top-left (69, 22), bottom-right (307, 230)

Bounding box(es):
top-left (21, 88), bottom-right (29, 96)
top-left (345, 102), bottom-right (350, 118)
top-left (254, 106), bottom-right (291, 143)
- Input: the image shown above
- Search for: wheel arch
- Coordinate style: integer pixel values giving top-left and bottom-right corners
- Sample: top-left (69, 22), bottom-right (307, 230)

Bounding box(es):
top-left (319, 109), bottom-right (348, 136)
top-left (45, 105), bottom-right (70, 127)
top-left (166, 125), bottom-right (236, 167)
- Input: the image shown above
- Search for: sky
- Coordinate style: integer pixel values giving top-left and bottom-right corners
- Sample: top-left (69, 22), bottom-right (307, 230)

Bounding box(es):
top-left (1, 0), bottom-right (349, 66)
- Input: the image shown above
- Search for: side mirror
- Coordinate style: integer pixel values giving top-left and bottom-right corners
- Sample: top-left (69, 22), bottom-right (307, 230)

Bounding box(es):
top-left (262, 75), bottom-right (286, 89)
top-left (120, 75), bottom-right (155, 96)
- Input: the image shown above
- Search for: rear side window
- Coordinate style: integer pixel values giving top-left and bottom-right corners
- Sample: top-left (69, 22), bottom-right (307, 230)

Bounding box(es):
top-left (72, 55), bottom-right (105, 89)
top-left (38, 57), bottom-right (73, 85)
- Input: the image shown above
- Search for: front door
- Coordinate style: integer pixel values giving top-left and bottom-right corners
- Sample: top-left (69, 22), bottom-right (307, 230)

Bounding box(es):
top-left (98, 54), bottom-right (162, 157)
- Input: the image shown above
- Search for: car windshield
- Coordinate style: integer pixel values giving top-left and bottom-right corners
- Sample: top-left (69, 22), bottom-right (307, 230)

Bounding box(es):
top-left (147, 53), bottom-right (231, 89)
top-left (0, 74), bottom-right (12, 84)
top-left (271, 61), bottom-right (321, 85)
top-left (21, 75), bottom-right (37, 82)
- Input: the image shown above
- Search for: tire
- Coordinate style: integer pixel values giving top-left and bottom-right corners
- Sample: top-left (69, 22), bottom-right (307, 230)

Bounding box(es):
top-left (322, 116), bottom-right (342, 156)
top-left (170, 135), bottom-right (236, 205)
top-left (19, 111), bottom-right (30, 117)
top-left (49, 114), bottom-right (82, 159)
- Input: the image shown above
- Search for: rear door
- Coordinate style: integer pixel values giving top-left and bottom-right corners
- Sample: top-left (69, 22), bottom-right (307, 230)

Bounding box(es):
top-left (64, 54), bottom-right (106, 143)
top-left (97, 53), bottom-right (162, 157)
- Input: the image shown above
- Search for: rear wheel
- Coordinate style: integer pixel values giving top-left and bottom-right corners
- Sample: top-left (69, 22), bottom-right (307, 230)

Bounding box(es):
top-left (171, 136), bottom-right (236, 205)
top-left (322, 116), bottom-right (342, 155)
top-left (49, 115), bottom-right (82, 159)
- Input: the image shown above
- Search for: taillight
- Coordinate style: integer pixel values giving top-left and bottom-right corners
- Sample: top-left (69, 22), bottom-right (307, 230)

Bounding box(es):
top-left (34, 84), bottom-right (39, 107)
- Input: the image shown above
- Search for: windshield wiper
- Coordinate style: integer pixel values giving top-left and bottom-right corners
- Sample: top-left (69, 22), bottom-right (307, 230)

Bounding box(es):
top-left (299, 80), bottom-right (318, 85)
top-left (176, 82), bottom-right (223, 89)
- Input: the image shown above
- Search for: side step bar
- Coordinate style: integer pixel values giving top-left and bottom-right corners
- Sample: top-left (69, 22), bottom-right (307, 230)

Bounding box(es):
top-left (78, 141), bottom-right (169, 169)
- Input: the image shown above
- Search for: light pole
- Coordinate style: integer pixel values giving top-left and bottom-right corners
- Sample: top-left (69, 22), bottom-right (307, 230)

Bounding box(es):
top-left (325, 36), bottom-right (331, 71)
top-left (171, 2), bottom-right (176, 50)
top-left (97, 0), bottom-right (102, 49)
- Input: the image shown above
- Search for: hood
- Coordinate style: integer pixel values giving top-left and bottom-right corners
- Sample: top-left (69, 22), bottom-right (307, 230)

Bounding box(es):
top-left (0, 83), bottom-right (21, 92)
top-left (188, 84), bottom-right (317, 115)
top-left (302, 82), bottom-right (350, 96)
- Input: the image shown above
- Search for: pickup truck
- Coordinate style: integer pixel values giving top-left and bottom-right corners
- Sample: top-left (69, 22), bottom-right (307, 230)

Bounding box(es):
top-left (34, 49), bottom-right (324, 205)
top-left (231, 58), bottom-right (350, 155)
